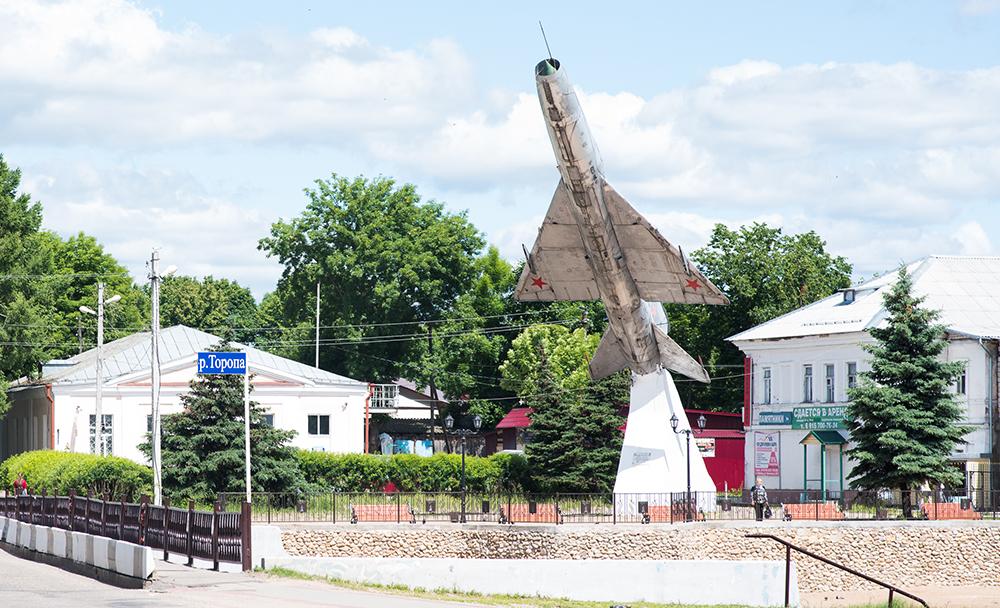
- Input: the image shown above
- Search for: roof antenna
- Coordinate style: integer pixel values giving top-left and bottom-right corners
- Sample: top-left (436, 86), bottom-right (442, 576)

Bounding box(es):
top-left (539, 21), bottom-right (553, 62)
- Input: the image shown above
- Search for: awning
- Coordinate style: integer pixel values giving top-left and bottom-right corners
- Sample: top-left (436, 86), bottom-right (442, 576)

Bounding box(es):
top-left (495, 407), bottom-right (533, 429)
top-left (800, 430), bottom-right (848, 445)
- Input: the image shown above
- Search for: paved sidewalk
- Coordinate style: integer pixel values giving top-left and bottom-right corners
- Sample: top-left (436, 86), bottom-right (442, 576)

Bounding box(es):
top-left (802, 585), bottom-right (1000, 608)
top-left (0, 546), bottom-right (489, 608)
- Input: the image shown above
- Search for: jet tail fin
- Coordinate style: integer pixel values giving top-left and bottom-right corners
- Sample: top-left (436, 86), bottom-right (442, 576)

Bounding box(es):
top-left (589, 331), bottom-right (632, 381)
top-left (652, 325), bottom-right (710, 383)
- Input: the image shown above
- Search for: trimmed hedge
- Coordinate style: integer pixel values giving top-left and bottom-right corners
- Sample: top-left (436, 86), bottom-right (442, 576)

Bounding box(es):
top-left (0, 450), bottom-right (152, 499)
top-left (295, 451), bottom-right (532, 493)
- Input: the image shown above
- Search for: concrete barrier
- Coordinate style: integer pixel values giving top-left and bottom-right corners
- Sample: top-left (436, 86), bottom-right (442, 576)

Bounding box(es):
top-left (268, 556), bottom-right (799, 607)
top-left (0, 516), bottom-right (154, 584)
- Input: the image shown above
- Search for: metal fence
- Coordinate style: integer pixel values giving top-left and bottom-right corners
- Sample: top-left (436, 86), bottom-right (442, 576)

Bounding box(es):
top-left (220, 488), bottom-right (999, 525)
top-left (0, 492), bottom-right (251, 571)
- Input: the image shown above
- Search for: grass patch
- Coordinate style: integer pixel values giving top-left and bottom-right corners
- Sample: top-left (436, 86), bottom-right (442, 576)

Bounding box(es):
top-left (260, 565), bottom-right (751, 607)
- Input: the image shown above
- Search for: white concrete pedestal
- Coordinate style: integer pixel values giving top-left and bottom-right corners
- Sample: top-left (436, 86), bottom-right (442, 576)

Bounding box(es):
top-left (613, 368), bottom-right (716, 501)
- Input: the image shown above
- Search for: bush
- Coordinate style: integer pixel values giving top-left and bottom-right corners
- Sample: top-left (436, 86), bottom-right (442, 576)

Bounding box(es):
top-left (0, 450), bottom-right (152, 499)
top-left (295, 451), bottom-right (532, 493)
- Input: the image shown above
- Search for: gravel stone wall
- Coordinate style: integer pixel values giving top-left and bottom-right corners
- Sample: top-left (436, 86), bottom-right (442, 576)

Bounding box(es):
top-left (280, 522), bottom-right (1000, 593)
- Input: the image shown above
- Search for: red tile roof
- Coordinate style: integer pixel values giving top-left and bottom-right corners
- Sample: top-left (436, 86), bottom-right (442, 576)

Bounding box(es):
top-left (495, 407), bottom-right (533, 429)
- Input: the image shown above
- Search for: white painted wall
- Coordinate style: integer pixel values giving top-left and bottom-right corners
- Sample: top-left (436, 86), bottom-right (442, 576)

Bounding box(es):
top-left (268, 556), bottom-right (799, 607)
top-left (735, 332), bottom-right (992, 489)
top-left (45, 361), bottom-right (367, 464)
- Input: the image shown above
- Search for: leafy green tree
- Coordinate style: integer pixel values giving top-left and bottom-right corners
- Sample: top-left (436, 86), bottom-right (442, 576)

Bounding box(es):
top-left (0, 155), bottom-right (58, 414)
top-left (499, 324), bottom-right (598, 399)
top-left (47, 232), bottom-right (148, 358)
top-left (140, 343), bottom-right (304, 499)
top-left (258, 174), bottom-right (484, 382)
top-left (158, 275), bottom-right (260, 343)
top-left (846, 268), bottom-right (968, 518)
top-left (667, 223), bottom-right (852, 410)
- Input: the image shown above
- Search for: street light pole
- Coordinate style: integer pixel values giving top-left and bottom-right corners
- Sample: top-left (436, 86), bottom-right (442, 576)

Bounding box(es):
top-left (95, 282), bottom-right (105, 456)
top-left (445, 412), bottom-right (482, 524)
top-left (671, 412), bottom-right (707, 523)
top-left (80, 284), bottom-right (121, 457)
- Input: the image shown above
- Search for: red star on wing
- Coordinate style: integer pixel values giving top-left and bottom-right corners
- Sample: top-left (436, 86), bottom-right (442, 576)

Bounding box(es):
top-left (685, 278), bottom-right (701, 290)
top-left (531, 276), bottom-right (547, 289)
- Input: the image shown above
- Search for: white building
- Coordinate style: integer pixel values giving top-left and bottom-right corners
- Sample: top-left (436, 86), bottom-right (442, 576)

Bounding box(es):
top-left (2, 325), bottom-right (371, 464)
top-left (729, 256), bottom-right (999, 497)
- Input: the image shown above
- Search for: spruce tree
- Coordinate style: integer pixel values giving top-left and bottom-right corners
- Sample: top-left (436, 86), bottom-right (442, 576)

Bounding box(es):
top-left (140, 343), bottom-right (304, 500)
top-left (524, 346), bottom-right (627, 493)
top-left (846, 267), bottom-right (968, 517)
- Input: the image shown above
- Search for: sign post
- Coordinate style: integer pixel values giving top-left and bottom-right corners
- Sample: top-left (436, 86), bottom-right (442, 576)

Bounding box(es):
top-left (197, 352), bottom-right (251, 503)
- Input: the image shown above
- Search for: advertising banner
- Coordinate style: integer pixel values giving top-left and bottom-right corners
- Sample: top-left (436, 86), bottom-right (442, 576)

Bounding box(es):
top-left (792, 405), bottom-right (848, 430)
top-left (754, 431), bottom-right (780, 477)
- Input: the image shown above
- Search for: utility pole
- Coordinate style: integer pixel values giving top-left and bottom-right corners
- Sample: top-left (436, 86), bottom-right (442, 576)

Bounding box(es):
top-left (427, 327), bottom-right (442, 453)
top-left (150, 251), bottom-right (162, 505)
top-left (315, 281), bottom-right (321, 368)
top-left (147, 251), bottom-right (176, 506)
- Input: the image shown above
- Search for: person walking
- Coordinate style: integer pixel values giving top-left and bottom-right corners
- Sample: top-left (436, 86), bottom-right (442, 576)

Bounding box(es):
top-left (751, 477), bottom-right (769, 522)
top-left (14, 473), bottom-right (28, 497)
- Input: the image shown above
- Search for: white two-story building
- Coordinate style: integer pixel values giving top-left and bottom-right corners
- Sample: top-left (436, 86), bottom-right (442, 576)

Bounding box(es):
top-left (2, 325), bottom-right (371, 464)
top-left (729, 256), bottom-right (999, 497)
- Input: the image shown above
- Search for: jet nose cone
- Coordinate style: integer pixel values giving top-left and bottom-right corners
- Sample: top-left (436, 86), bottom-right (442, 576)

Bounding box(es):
top-left (534, 58), bottom-right (560, 77)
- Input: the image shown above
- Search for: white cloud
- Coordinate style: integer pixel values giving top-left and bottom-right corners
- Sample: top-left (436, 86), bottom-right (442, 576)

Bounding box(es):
top-left (4, 0), bottom-right (1000, 294)
top-left (0, 0), bottom-right (473, 145)
top-left (23, 163), bottom-right (282, 296)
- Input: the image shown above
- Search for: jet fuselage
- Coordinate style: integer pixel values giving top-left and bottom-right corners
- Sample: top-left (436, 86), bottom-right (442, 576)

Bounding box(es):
top-left (534, 58), bottom-right (662, 375)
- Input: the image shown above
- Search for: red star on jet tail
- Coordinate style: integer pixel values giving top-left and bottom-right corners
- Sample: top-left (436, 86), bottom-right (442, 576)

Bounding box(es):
top-left (685, 278), bottom-right (701, 290)
top-left (531, 276), bottom-right (547, 288)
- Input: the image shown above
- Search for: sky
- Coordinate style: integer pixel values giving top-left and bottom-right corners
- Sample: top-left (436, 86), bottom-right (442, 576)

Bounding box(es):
top-left (2, 0), bottom-right (1000, 297)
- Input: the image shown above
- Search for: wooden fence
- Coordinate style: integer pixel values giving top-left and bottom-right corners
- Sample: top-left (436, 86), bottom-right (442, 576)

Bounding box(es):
top-left (0, 492), bottom-right (251, 571)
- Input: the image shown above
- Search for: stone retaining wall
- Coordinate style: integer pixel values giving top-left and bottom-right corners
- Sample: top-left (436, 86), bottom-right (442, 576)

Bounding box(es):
top-left (280, 522), bottom-right (1000, 593)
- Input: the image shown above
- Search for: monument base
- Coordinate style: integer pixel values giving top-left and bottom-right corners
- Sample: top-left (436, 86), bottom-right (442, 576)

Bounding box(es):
top-left (613, 368), bottom-right (716, 511)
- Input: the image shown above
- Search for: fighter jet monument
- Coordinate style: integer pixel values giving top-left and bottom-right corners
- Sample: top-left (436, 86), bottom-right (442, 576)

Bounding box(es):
top-left (515, 57), bottom-right (729, 498)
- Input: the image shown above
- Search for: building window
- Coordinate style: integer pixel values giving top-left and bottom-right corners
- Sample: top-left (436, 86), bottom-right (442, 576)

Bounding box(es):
top-left (262, 414), bottom-right (274, 428)
top-left (147, 415), bottom-right (153, 433)
top-left (762, 367), bottom-right (772, 405)
top-left (842, 289), bottom-right (856, 304)
top-left (89, 414), bottom-right (113, 456)
top-left (847, 362), bottom-right (857, 391)
top-left (956, 369), bottom-right (967, 395)
top-left (825, 364), bottom-right (835, 402)
top-left (803, 365), bottom-right (814, 403)
top-left (308, 414), bottom-right (330, 436)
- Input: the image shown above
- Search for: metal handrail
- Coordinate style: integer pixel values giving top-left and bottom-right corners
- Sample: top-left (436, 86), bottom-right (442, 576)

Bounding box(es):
top-left (746, 533), bottom-right (929, 608)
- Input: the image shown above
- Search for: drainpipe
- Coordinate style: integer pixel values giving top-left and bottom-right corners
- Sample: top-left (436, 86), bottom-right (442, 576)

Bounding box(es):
top-left (979, 339), bottom-right (995, 462)
top-left (45, 384), bottom-right (55, 449)
top-left (364, 383), bottom-right (373, 454)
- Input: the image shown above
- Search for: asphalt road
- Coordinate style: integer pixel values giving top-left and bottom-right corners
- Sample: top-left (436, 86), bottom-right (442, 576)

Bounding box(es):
top-left (0, 548), bottom-right (488, 608)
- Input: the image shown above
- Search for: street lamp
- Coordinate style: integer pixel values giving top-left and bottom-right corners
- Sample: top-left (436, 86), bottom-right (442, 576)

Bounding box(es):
top-left (444, 412), bottom-right (482, 523)
top-left (670, 412), bottom-right (707, 522)
top-left (80, 284), bottom-right (121, 457)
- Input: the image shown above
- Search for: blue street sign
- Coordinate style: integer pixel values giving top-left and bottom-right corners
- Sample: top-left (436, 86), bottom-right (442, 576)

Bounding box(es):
top-left (197, 351), bottom-right (247, 375)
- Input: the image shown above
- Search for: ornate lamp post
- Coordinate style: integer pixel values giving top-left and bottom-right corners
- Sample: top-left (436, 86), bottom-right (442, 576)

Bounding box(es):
top-left (671, 412), bottom-right (707, 522)
top-left (444, 412), bottom-right (482, 523)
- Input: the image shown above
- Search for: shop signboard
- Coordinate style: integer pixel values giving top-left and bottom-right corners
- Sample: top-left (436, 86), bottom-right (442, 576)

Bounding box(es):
top-left (758, 411), bottom-right (792, 426)
top-left (792, 405), bottom-right (848, 430)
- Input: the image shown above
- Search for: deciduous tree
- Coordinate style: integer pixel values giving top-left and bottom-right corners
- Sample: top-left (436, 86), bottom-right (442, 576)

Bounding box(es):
top-left (258, 174), bottom-right (484, 382)
top-left (667, 223), bottom-right (852, 410)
